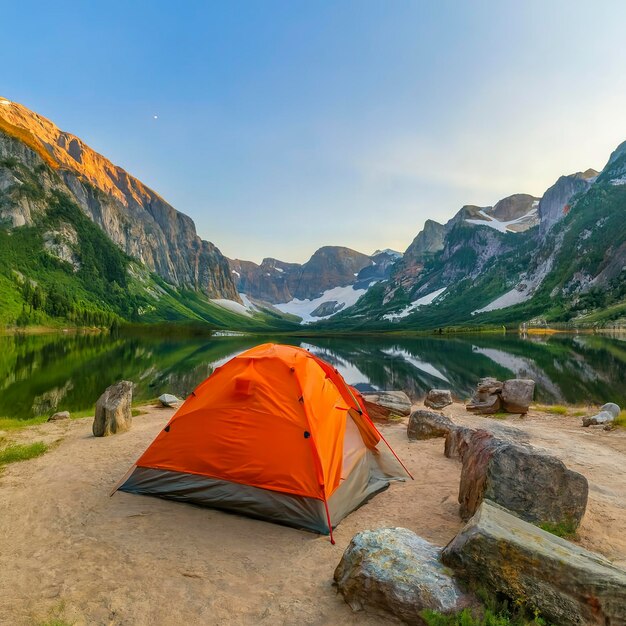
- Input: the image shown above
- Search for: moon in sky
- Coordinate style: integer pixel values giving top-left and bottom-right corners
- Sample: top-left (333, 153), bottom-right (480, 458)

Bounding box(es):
top-left (153, 115), bottom-right (158, 119)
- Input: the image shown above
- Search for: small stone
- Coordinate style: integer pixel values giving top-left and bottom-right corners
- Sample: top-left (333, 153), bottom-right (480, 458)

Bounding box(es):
top-left (48, 411), bottom-right (70, 421)
top-left (334, 528), bottom-right (476, 623)
top-left (600, 402), bottom-right (620, 419)
top-left (466, 393), bottom-right (501, 415)
top-left (424, 389), bottom-right (453, 410)
top-left (582, 410), bottom-right (614, 427)
top-left (159, 393), bottom-right (180, 408)
top-left (407, 409), bottom-right (454, 440)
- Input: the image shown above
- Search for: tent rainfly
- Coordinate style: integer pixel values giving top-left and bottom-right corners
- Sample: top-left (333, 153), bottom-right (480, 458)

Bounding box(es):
top-left (114, 343), bottom-right (411, 542)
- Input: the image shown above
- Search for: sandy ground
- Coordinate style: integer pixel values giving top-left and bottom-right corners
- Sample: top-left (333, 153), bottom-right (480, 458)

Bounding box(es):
top-left (1, 404), bottom-right (625, 626)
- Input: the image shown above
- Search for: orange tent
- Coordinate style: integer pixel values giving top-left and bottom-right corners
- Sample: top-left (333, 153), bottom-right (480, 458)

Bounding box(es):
top-left (115, 343), bottom-right (410, 541)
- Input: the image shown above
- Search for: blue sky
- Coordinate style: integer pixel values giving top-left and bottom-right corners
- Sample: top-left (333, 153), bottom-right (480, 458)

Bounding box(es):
top-left (3, 1), bottom-right (626, 262)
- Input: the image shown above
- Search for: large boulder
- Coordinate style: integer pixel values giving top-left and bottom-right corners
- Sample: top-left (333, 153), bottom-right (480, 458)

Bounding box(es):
top-left (93, 381), bottom-right (133, 437)
top-left (407, 409), bottom-right (454, 440)
top-left (444, 426), bottom-right (475, 460)
top-left (362, 391), bottom-right (411, 421)
top-left (334, 528), bottom-right (475, 624)
top-left (466, 377), bottom-right (535, 415)
top-left (501, 378), bottom-right (535, 413)
top-left (424, 389), bottom-right (453, 410)
top-left (442, 501), bottom-right (626, 626)
top-left (458, 430), bottom-right (588, 529)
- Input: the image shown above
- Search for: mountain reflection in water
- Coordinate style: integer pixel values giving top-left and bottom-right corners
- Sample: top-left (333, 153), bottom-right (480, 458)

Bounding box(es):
top-left (1, 332), bottom-right (624, 420)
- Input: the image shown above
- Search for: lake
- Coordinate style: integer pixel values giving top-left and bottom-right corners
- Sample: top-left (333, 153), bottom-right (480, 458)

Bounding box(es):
top-left (1, 331), bottom-right (625, 420)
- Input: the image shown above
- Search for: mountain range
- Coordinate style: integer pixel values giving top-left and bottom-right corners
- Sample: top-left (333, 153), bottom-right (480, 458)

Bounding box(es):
top-left (0, 96), bottom-right (624, 331)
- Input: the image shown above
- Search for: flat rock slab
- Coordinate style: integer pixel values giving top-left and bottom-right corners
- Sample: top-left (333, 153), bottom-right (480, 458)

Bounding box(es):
top-left (362, 391), bottom-right (411, 421)
top-left (407, 409), bottom-right (454, 440)
top-left (442, 501), bottom-right (626, 626)
top-left (459, 429), bottom-right (588, 529)
top-left (335, 527), bottom-right (475, 624)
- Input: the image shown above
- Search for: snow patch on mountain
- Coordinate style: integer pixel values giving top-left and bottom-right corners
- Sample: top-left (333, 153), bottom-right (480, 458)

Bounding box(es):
top-left (211, 298), bottom-right (253, 317)
top-left (274, 284), bottom-right (371, 324)
top-left (372, 248), bottom-right (403, 259)
top-left (383, 287), bottom-right (447, 322)
top-left (465, 205), bottom-right (538, 233)
top-left (473, 252), bottom-right (555, 314)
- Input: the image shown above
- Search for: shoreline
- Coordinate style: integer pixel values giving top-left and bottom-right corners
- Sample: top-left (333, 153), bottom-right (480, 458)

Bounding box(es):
top-left (1, 402), bottom-right (624, 625)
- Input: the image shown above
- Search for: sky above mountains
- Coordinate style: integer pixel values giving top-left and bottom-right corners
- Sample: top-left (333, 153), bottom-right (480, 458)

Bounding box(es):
top-left (3, 0), bottom-right (626, 263)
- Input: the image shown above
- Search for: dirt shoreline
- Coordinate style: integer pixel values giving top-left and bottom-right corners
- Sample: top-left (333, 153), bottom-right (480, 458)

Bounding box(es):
top-left (1, 403), bottom-right (625, 625)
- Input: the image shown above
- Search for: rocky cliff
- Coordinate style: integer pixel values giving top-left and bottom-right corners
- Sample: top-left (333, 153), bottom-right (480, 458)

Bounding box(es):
top-left (229, 246), bottom-right (374, 304)
top-left (0, 97), bottom-right (238, 300)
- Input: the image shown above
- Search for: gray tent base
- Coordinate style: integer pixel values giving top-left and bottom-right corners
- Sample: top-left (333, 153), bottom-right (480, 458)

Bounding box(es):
top-left (119, 451), bottom-right (402, 534)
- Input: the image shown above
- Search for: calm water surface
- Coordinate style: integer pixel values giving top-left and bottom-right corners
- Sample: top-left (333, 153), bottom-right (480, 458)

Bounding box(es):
top-left (1, 332), bottom-right (625, 420)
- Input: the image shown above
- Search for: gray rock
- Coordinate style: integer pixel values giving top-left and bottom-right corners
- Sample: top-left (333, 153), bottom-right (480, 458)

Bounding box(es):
top-left (424, 389), bottom-right (453, 410)
top-left (334, 528), bottom-right (475, 624)
top-left (158, 393), bottom-right (180, 408)
top-left (501, 378), bottom-right (535, 413)
top-left (407, 409), bottom-right (455, 440)
top-left (466, 393), bottom-right (501, 415)
top-left (458, 430), bottom-right (588, 529)
top-left (363, 391), bottom-right (411, 421)
top-left (601, 402), bottom-right (620, 419)
top-left (583, 411), bottom-right (615, 427)
top-left (444, 426), bottom-right (475, 460)
top-left (48, 410), bottom-right (70, 421)
top-left (442, 501), bottom-right (626, 626)
top-left (476, 377), bottom-right (503, 395)
top-left (93, 381), bottom-right (133, 437)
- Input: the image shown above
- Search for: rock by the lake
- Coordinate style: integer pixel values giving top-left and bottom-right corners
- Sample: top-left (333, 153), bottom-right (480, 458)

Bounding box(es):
top-left (334, 527), bottom-right (475, 624)
top-left (583, 410), bottom-right (615, 427)
top-left (93, 380), bottom-right (133, 437)
top-left (444, 426), bottom-right (475, 460)
top-left (442, 501), bottom-right (626, 626)
top-left (424, 389), bottom-right (453, 410)
top-left (601, 402), bottom-right (621, 418)
top-left (47, 411), bottom-right (70, 421)
top-left (466, 393), bottom-right (501, 415)
top-left (362, 391), bottom-right (411, 421)
top-left (476, 377), bottom-right (503, 396)
top-left (583, 402), bottom-right (621, 427)
top-left (159, 393), bottom-right (180, 408)
top-left (467, 377), bottom-right (535, 415)
top-left (407, 409), bottom-right (455, 440)
top-left (458, 430), bottom-right (588, 529)
top-left (501, 378), bottom-right (535, 413)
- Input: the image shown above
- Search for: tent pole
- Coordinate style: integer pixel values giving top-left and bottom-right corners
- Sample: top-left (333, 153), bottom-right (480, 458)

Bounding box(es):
top-left (322, 498), bottom-right (335, 545)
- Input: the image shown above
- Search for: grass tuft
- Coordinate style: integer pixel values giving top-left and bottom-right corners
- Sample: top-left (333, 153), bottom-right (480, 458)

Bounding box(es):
top-left (613, 410), bottom-right (626, 428)
top-left (538, 519), bottom-right (577, 539)
top-left (544, 405), bottom-right (568, 415)
top-left (0, 441), bottom-right (48, 465)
